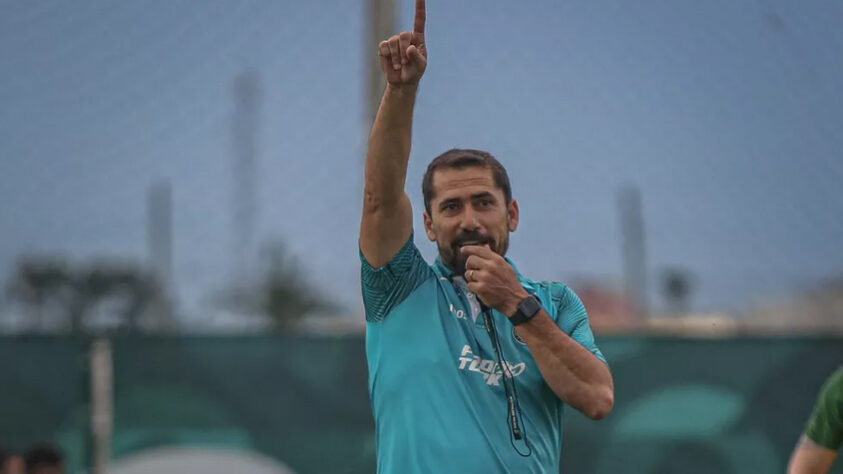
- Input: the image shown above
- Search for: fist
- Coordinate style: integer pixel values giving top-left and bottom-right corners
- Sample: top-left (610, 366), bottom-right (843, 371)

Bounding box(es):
top-left (462, 245), bottom-right (529, 316)
top-left (378, 0), bottom-right (427, 85)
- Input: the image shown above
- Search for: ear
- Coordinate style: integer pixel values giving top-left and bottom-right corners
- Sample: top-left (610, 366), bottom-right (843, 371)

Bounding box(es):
top-left (423, 211), bottom-right (437, 241)
top-left (507, 199), bottom-right (519, 232)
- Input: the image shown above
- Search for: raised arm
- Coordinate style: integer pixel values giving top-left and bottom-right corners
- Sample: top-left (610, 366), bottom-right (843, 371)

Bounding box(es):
top-left (360, 0), bottom-right (428, 268)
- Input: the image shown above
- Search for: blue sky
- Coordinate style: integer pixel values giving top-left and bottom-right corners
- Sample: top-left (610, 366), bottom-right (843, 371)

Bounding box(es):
top-left (1, 0), bottom-right (841, 320)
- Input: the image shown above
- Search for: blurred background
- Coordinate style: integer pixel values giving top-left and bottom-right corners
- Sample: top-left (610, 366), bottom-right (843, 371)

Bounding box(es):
top-left (0, 0), bottom-right (841, 472)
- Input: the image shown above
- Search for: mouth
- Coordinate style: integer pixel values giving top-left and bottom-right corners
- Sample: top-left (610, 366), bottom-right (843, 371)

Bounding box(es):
top-left (456, 239), bottom-right (490, 250)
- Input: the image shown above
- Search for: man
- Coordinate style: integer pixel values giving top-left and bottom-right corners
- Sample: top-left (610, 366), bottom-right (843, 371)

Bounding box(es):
top-left (359, 1), bottom-right (613, 472)
top-left (23, 444), bottom-right (63, 474)
top-left (788, 366), bottom-right (843, 474)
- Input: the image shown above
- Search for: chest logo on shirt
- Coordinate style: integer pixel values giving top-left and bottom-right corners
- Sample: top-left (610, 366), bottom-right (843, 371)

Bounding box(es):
top-left (448, 303), bottom-right (467, 320)
top-left (457, 345), bottom-right (526, 386)
top-left (512, 327), bottom-right (527, 345)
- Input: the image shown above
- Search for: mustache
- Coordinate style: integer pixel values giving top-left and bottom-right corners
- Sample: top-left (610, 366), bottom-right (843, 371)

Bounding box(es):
top-left (452, 232), bottom-right (494, 248)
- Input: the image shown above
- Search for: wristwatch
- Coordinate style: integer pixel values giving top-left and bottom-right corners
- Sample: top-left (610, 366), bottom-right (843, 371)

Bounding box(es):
top-left (508, 295), bottom-right (542, 326)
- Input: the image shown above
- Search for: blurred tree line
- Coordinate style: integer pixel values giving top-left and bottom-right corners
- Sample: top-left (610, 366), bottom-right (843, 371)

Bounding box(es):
top-left (2, 241), bottom-right (332, 334)
top-left (6, 256), bottom-right (155, 334)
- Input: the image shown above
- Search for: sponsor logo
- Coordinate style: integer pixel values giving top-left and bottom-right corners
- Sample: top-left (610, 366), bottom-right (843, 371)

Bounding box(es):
top-left (448, 303), bottom-right (467, 320)
top-left (512, 327), bottom-right (526, 345)
top-left (456, 345), bottom-right (526, 386)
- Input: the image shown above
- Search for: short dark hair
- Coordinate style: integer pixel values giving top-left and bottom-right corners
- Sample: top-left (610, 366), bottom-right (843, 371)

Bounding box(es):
top-left (24, 443), bottom-right (62, 473)
top-left (422, 148), bottom-right (512, 214)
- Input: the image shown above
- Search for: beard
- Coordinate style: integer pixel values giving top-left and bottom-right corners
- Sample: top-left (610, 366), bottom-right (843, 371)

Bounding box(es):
top-left (438, 230), bottom-right (510, 276)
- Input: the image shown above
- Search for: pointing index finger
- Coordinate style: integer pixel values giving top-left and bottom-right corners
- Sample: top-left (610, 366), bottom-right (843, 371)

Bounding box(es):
top-left (413, 0), bottom-right (426, 35)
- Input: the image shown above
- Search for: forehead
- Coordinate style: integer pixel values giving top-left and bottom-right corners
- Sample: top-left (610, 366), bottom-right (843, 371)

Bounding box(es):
top-left (430, 166), bottom-right (502, 201)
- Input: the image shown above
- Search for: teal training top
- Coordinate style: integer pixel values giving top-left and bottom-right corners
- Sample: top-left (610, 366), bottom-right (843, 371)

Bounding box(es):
top-left (361, 234), bottom-right (606, 474)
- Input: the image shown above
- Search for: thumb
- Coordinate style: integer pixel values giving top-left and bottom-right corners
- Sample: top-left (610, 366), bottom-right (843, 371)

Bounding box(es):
top-left (407, 44), bottom-right (426, 65)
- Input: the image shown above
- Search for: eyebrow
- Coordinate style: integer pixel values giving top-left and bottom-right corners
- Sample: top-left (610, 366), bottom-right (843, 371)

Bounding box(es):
top-left (438, 192), bottom-right (496, 209)
top-left (470, 192), bottom-right (495, 201)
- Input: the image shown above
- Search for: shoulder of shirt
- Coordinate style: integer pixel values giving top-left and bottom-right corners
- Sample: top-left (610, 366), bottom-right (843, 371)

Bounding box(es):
top-left (517, 276), bottom-right (578, 310)
top-left (822, 366), bottom-right (843, 395)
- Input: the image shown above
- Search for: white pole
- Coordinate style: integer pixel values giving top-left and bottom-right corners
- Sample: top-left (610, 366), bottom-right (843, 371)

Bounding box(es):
top-left (366, 0), bottom-right (397, 127)
top-left (90, 338), bottom-right (113, 474)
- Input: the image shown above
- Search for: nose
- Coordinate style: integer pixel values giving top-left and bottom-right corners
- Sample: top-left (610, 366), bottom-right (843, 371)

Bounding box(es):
top-left (459, 206), bottom-right (481, 233)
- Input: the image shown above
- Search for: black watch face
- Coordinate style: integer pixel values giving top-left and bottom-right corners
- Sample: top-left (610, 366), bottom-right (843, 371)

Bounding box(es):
top-left (510, 296), bottom-right (540, 326)
top-left (521, 295), bottom-right (541, 317)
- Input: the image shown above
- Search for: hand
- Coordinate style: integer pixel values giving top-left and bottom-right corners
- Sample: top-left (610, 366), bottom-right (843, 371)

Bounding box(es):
top-left (461, 245), bottom-right (529, 316)
top-left (378, 0), bottom-right (427, 86)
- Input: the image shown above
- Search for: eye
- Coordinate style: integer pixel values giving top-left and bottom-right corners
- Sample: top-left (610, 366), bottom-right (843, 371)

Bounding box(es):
top-left (477, 199), bottom-right (493, 207)
top-left (442, 202), bottom-right (460, 212)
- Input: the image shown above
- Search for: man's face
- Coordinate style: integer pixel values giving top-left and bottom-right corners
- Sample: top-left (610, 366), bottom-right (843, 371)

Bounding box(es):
top-left (423, 166), bottom-right (519, 276)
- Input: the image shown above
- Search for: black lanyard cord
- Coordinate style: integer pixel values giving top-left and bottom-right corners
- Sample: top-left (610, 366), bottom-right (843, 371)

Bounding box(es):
top-left (481, 305), bottom-right (533, 457)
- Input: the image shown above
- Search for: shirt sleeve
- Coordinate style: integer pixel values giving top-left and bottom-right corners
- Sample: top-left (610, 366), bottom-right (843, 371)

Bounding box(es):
top-left (550, 284), bottom-right (607, 364)
top-left (360, 233), bottom-right (433, 323)
top-left (804, 366), bottom-right (843, 450)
